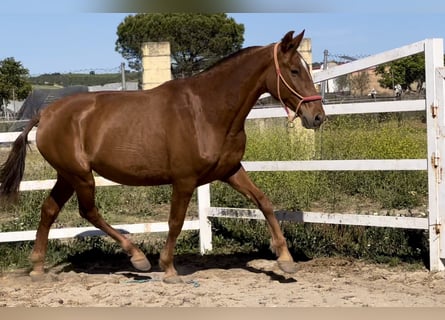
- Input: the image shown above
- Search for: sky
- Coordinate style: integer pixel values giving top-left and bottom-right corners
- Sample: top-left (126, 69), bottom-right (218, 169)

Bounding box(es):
top-left (0, 1), bottom-right (445, 76)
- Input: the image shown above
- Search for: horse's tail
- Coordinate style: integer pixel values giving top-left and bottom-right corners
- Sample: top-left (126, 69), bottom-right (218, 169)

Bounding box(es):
top-left (0, 115), bottom-right (40, 203)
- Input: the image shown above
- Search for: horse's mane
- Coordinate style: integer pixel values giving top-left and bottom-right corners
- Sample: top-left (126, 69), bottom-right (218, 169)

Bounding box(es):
top-left (199, 46), bottom-right (262, 74)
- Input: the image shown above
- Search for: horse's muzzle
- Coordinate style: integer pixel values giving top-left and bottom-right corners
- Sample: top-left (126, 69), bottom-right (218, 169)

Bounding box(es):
top-left (313, 112), bottom-right (325, 128)
top-left (301, 112), bottom-right (326, 129)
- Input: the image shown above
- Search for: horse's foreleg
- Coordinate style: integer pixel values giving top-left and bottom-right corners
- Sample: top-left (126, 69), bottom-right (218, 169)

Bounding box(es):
top-left (159, 181), bottom-right (194, 283)
top-left (30, 176), bottom-right (74, 281)
top-left (74, 174), bottom-right (150, 272)
top-left (224, 166), bottom-right (297, 274)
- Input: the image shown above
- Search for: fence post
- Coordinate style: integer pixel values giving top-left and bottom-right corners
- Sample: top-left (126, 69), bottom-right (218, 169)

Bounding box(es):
top-left (197, 183), bottom-right (212, 253)
top-left (425, 38), bottom-right (445, 271)
top-left (437, 67), bottom-right (445, 264)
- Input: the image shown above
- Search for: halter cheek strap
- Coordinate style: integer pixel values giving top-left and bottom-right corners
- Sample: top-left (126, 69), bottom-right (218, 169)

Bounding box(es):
top-left (273, 42), bottom-right (322, 123)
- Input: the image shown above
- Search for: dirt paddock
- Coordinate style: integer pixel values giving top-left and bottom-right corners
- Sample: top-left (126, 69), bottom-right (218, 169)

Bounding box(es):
top-left (1, 253), bottom-right (445, 307)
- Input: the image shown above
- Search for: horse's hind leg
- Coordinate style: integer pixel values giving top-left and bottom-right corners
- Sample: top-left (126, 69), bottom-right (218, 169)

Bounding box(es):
top-left (73, 173), bottom-right (151, 271)
top-left (224, 166), bottom-right (297, 274)
top-left (30, 175), bottom-right (74, 281)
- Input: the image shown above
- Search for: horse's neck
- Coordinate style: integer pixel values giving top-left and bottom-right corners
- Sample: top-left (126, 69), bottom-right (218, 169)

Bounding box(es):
top-left (196, 46), bottom-right (272, 127)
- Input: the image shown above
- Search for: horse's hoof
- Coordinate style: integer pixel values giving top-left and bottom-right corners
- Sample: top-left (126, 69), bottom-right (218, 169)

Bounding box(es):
top-left (131, 255), bottom-right (151, 271)
top-left (29, 270), bottom-right (46, 282)
top-left (163, 275), bottom-right (183, 284)
top-left (277, 260), bottom-right (298, 274)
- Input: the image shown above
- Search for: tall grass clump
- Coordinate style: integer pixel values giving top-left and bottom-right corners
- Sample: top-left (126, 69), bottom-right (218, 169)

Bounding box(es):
top-left (316, 113), bottom-right (427, 210)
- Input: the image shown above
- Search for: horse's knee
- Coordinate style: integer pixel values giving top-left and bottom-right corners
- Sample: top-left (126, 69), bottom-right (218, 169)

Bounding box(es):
top-left (40, 197), bottom-right (61, 225)
top-left (259, 199), bottom-right (274, 215)
top-left (78, 206), bottom-right (100, 223)
top-left (250, 191), bottom-right (273, 214)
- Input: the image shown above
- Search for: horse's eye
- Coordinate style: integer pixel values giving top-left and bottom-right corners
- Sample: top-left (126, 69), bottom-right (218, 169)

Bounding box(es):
top-left (291, 69), bottom-right (299, 75)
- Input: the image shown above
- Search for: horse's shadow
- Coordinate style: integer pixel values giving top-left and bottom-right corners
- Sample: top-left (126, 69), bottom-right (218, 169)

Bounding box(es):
top-left (53, 249), bottom-right (306, 284)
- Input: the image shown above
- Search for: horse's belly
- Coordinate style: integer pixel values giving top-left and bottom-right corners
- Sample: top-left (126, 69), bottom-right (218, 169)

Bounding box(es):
top-left (91, 148), bottom-right (172, 186)
top-left (93, 163), bottom-right (171, 186)
top-left (93, 152), bottom-right (242, 187)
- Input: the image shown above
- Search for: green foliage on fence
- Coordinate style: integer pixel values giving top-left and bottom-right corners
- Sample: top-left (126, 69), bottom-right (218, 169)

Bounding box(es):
top-left (210, 219), bottom-right (428, 267)
top-left (213, 113), bottom-right (427, 212)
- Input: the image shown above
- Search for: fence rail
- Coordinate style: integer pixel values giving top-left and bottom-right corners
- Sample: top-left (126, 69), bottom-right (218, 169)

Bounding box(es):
top-left (1, 38), bottom-right (444, 271)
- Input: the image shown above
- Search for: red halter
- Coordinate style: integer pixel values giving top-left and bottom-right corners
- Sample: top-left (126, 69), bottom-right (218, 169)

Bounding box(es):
top-left (273, 42), bottom-right (322, 123)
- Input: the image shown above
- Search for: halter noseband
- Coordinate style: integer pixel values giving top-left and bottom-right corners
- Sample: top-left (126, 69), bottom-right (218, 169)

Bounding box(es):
top-left (273, 42), bottom-right (322, 123)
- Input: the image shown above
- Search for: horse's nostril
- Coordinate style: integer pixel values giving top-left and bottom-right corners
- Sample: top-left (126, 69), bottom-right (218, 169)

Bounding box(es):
top-left (314, 113), bottom-right (324, 126)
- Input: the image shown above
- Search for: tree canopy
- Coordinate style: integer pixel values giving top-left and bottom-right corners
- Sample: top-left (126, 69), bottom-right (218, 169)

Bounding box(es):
top-left (115, 13), bottom-right (244, 78)
top-left (0, 57), bottom-right (32, 106)
top-left (375, 54), bottom-right (425, 92)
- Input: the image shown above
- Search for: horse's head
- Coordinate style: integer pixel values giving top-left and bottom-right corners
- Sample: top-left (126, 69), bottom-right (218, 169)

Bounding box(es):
top-left (267, 30), bottom-right (326, 129)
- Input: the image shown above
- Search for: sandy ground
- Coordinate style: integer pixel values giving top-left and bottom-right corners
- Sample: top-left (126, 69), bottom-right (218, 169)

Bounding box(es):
top-left (1, 254), bottom-right (445, 307)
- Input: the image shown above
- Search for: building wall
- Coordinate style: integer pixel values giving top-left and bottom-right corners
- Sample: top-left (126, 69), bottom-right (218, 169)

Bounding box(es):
top-left (364, 67), bottom-right (393, 96)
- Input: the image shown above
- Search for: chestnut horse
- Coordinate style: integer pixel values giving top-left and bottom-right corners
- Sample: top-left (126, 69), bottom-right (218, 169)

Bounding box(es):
top-left (0, 30), bottom-right (325, 283)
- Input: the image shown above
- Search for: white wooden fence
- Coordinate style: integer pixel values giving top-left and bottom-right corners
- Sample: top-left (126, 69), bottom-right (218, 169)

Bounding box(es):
top-left (1, 38), bottom-right (444, 271)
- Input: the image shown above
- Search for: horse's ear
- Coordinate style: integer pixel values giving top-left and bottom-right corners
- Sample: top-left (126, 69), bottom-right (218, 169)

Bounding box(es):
top-left (293, 29), bottom-right (305, 48)
top-left (280, 29), bottom-right (305, 53)
top-left (280, 30), bottom-right (295, 52)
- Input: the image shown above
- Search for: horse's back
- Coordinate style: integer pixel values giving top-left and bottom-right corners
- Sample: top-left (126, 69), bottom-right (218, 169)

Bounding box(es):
top-left (35, 76), bottom-right (248, 186)
top-left (34, 88), bottom-right (222, 185)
